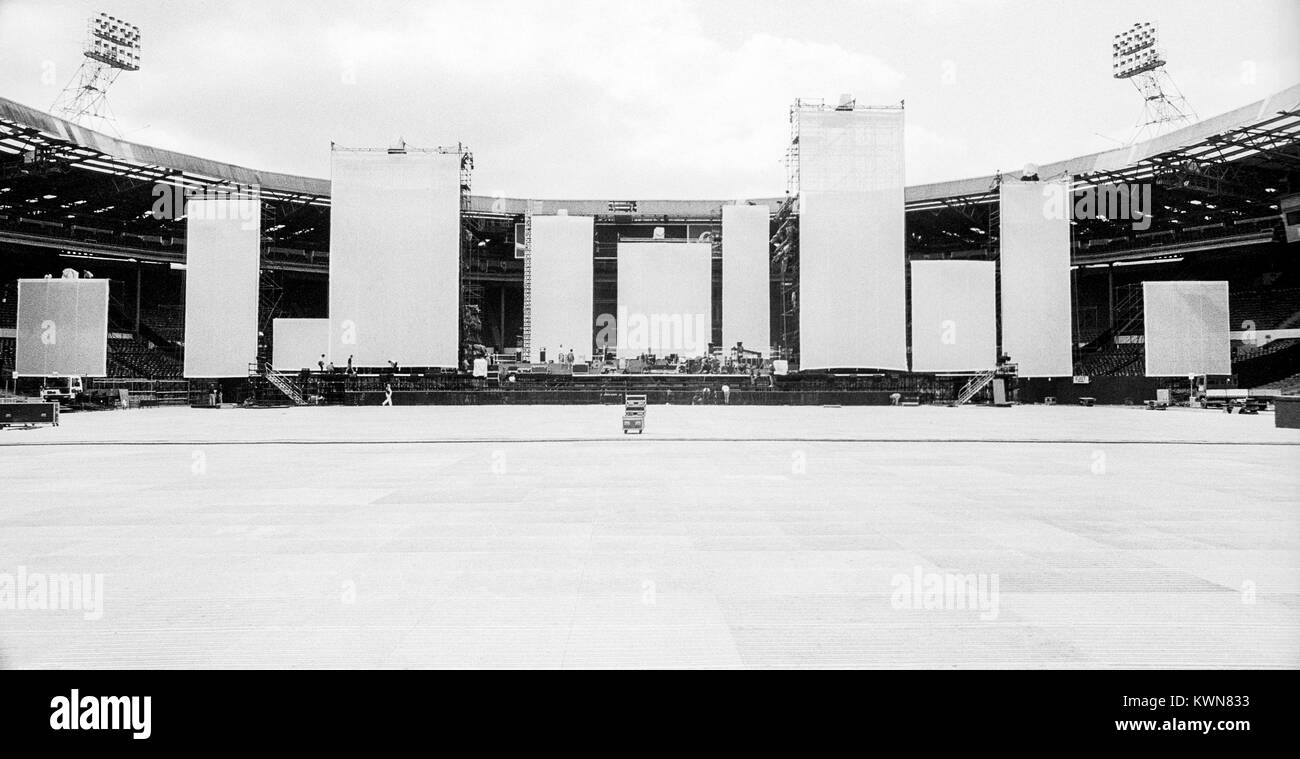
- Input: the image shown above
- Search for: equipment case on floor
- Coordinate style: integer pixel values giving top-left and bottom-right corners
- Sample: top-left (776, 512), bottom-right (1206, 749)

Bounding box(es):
top-left (623, 394), bottom-right (646, 434)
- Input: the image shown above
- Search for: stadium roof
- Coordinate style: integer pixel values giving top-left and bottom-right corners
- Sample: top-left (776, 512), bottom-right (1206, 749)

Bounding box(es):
top-left (1, 85), bottom-right (1296, 271)
top-left (3, 83), bottom-right (1297, 212)
top-left (906, 83), bottom-right (1300, 210)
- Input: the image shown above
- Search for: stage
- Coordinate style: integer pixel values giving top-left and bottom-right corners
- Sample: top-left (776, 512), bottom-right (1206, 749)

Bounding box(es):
top-left (1, 404), bottom-right (1296, 668)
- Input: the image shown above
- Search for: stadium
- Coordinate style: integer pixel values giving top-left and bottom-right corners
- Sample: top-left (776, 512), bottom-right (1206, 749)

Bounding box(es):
top-left (3, 85), bottom-right (1300, 406)
top-left (0, 6), bottom-right (1298, 671)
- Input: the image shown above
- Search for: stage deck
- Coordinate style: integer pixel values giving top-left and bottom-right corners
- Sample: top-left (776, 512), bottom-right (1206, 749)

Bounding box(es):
top-left (1, 404), bottom-right (1297, 668)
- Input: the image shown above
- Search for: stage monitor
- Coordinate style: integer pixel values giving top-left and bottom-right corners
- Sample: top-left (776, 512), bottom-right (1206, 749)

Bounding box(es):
top-left (797, 107), bottom-right (907, 370)
top-left (1143, 281), bottom-right (1231, 376)
top-left (999, 180), bottom-right (1073, 377)
top-left (722, 204), bottom-right (770, 356)
top-left (910, 260), bottom-right (997, 372)
top-left (183, 196), bottom-right (261, 378)
top-left (529, 214), bottom-right (594, 363)
top-left (15, 278), bottom-right (109, 377)
top-left (616, 241), bottom-right (712, 357)
top-left (329, 148), bottom-right (461, 368)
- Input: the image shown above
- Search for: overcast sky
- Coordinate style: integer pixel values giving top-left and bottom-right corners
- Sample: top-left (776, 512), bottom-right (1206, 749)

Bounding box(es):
top-left (1, 0), bottom-right (1297, 199)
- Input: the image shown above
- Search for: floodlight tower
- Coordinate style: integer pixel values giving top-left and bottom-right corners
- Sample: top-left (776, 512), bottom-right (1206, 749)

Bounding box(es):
top-left (51, 12), bottom-right (142, 136)
top-left (1112, 21), bottom-right (1195, 144)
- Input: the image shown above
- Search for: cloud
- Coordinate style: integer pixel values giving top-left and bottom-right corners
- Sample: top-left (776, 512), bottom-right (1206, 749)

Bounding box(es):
top-left (904, 122), bottom-right (969, 184)
top-left (248, 0), bottom-right (906, 198)
top-left (0, 0), bottom-right (1291, 199)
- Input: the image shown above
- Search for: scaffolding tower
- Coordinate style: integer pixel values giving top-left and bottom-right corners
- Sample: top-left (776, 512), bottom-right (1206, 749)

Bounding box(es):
top-left (520, 200), bottom-right (537, 361)
top-left (449, 146), bottom-right (482, 359)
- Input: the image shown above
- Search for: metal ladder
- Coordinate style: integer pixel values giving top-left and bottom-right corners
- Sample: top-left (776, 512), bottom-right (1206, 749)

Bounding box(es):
top-left (951, 368), bottom-right (998, 406)
top-left (262, 365), bottom-right (308, 406)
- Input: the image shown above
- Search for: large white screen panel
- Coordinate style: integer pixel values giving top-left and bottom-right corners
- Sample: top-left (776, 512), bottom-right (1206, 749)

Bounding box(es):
top-left (798, 108), bottom-right (907, 370)
top-left (329, 149), bottom-right (461, 367)
top-left (910, 260), bottom-right (997, 372)
top-left (999, 180), bottom-right (1073, 377)
top-left (616, 242), bottom-right (712, 357)
top-left (183, 198), bottom-right (260, 378)
top-left (1143, 281), bottom-right (1231, 376)
top-left (529, 215), bottom-right (593, 362)
top-left (722, 204), bottom-right (770, 355)
top-left (272, 318), bottom-right (330, 371)
top-left (15, 279), bottom-right (109, 377)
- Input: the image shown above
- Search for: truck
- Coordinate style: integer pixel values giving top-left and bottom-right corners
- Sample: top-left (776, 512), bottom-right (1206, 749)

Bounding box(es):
top-left (39, 376), bottom-right (84, 404)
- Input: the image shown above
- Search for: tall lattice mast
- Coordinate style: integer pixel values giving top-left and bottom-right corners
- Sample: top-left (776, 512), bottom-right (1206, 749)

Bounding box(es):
top-left (51, 12), bottom-right (142, 136)
top-left (1112, 21), bottom-right (1195, 144)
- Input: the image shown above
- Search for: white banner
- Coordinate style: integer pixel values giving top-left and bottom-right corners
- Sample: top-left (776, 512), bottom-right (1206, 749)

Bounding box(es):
top-left (722, 204), bottom-right (770, 356)
top-left (15, 278), bottom-right (109, 377)
top-left (999, 180), bottom-right (1073, 377)
top-left (184, 197), bottom-right (261, 378)
top-left (616, 242), bottom-right (712, 357)
top-left (529, 214), bottom-right (594, 363)
top-left (910, 260), bottom-right (997, 372)
top-left (798, 108), bottom-right (907, 370)
top-left (1143, 281), bottom-right (1231, 376)
top-left (272, 318), bottom-right (330, 372)
top-left (328, 149), bottom-right (461, 367)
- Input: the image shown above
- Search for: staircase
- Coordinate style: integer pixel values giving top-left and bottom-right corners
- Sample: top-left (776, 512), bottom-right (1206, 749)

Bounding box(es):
top-left (258, 364), bottom-right (308, 406)
top-left (1074, 285), bottom-right (1146, 376)
top-left (1079, 286), bottom-right (1144, 354)
top-left (950, 368), bottom-right (998, 406)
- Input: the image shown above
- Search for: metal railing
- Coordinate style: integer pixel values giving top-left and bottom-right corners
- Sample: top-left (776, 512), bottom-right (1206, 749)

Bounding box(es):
top-left (951, 368), bottom-right (998, 406)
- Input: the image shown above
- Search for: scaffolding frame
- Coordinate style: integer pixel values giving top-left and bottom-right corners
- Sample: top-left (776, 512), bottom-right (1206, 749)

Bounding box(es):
top-left (520, 200), bottom-right (537, 360)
